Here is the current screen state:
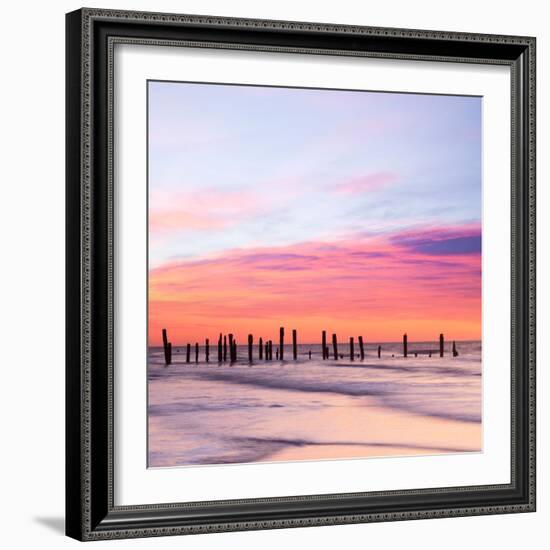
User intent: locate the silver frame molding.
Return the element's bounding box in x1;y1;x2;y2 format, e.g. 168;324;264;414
66;8;536;541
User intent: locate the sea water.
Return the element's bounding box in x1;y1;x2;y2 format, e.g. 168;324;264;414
148;341;481;467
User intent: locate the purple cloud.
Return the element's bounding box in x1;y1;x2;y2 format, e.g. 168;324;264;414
391;227;481;256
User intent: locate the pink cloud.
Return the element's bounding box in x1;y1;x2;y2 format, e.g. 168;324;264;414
149;188;265;233
149;210;229;232
149;174;310;235
333;172;399;195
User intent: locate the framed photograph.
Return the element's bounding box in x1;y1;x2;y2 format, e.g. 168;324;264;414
66;8;536;541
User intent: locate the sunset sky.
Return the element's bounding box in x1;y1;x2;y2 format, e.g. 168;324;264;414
148;81;481;345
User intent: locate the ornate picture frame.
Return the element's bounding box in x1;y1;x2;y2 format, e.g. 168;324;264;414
66;8;536;541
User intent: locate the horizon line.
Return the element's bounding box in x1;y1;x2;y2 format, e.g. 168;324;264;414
149;338;481;346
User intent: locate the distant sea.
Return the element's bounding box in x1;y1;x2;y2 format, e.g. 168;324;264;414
148;341;482;467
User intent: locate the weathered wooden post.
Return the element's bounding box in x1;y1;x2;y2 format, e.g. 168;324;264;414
332;334;338;360
309;350;312;359
205;338;210;363
218;334;222;362
452;341;459;357
233;339;237;362
403;333;408;358
358;336;365;360
162;328;172;365
248;334;253;363
259;337;263;360
223;335;227;362
378;345;381;358
268;340;272;360
322;330;327;360
228;334;234;360
279;327;285;360
439;333;444;357
195;343;199;363
276;347;279;360
292;329;297;360
350;337;354;360
186;343;191;363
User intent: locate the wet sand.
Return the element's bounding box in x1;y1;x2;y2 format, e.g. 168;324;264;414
268;392;481;463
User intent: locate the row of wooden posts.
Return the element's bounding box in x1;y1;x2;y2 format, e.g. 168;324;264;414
161;328;458;366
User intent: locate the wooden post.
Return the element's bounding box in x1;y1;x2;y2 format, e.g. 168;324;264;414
439;333;444;357
453;341;458;357
268;341;272;361
358;336;365;360
276;347;279;360
378;345;381;358
232;339;237;362
248;334;253;363
218;334;222;362
403;333;408;358
332;334;338;360
259;337;263;360
322;330;327;360
195;343;199;363
162;328;172;365
205;338;209;362
186;343;191;363
309;350;312;359
292;329;297;360
223;335;227;362
279;327;285;360
349;337;354;360
228;334;234;360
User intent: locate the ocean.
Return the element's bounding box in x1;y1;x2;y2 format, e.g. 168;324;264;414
148;341;481;467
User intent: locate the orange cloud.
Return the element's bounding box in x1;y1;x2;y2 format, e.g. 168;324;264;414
149;225;481;346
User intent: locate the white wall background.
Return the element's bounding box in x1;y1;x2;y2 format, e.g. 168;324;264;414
0;0;545;548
